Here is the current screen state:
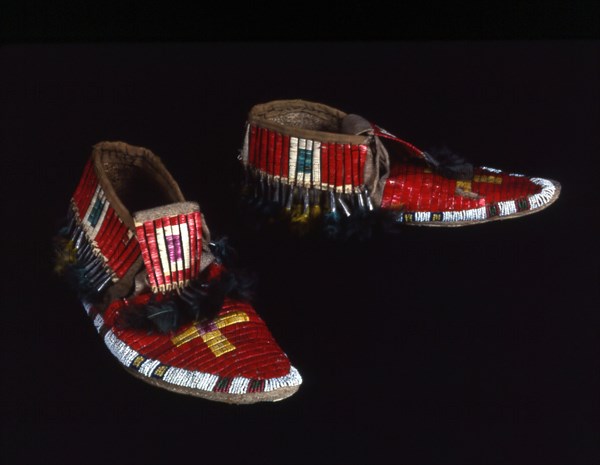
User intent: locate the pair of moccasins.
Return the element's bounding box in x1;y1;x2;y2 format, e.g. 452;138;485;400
54;99;561;404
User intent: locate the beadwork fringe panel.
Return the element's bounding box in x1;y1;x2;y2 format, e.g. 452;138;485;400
68;159;141;291
135;210;203;293
243;124;370;194
241;124;375;219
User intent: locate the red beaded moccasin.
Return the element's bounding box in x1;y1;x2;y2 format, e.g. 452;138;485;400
54;142;302;403
238;99;560;233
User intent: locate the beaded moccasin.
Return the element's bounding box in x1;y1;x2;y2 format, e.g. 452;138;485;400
238;100;561;234
54;141;302;403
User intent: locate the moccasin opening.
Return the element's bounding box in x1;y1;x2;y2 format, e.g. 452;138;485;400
251;99;345;133
94;142;185;215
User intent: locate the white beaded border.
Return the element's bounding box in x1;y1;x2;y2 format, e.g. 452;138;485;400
82;302;302;395
396;173;557;224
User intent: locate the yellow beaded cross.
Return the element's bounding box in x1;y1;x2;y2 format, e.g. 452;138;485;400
456;174;503;199
171;310;250;357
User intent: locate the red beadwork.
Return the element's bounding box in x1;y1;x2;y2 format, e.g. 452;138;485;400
144;220;163;289
93;208;116;250
335;143;344;190
247;124;371;193
136;224;156;290
372;124;424;159
343;144;352;192
192;211;202;276
135;209;204;293
112;297;291;380
259;127;268;173
381;164;542;211
113;241;140;279
249;125;257;166
351;145;360;188
274;132;283;178
73;160;98;216
267;129;276;177
186;212;198;278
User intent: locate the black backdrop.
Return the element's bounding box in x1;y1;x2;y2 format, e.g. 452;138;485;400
2;41;599;464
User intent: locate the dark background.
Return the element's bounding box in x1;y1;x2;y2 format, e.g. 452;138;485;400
1;28;599;465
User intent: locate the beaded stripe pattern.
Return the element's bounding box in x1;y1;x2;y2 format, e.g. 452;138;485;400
134;210;203;293
243;123;369;193
67;159;141;291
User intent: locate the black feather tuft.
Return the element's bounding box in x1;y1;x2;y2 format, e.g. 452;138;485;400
116;265;258;334
239;191;405;242
146;301;180;333
116;300;153;330
55;211;257;334
237;168;405;241
321;209;402;241
340;210;386;241
116;298;180;333
258;198;284;220
179;278;224;323
209;237;238;266
217;268;257;303
423;146;473;180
